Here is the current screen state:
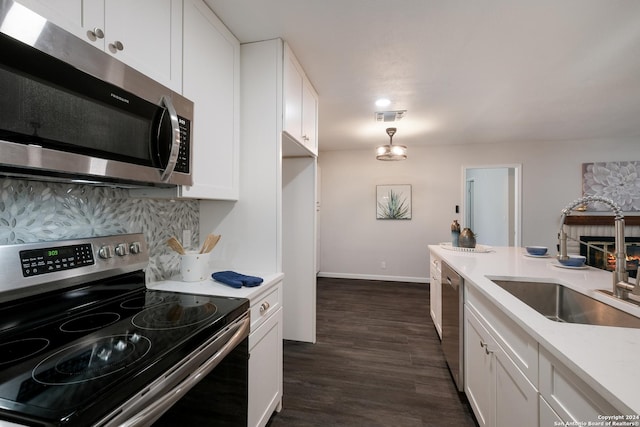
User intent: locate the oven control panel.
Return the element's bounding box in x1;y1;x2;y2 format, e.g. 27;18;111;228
20;244;95;277
0;234;148;299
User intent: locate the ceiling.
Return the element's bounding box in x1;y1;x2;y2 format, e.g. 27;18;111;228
204;0;640;152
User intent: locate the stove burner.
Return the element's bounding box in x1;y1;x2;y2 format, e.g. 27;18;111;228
132;297;218;331
120;295;164;310
60;312;121;333
0;338;50;365
32;334;151;385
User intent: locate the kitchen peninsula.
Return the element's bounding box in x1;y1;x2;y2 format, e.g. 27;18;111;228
429;244;640;425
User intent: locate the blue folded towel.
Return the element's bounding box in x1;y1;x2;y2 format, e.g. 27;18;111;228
212;271;263;288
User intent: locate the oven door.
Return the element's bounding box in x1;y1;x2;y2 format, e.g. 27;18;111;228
97;312;250;427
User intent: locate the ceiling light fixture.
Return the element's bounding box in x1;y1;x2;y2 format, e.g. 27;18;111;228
375;98;391;107
376;127;407;161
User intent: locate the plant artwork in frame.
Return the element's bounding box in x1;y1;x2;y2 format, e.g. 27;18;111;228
376;185;411;220
582;161;640;212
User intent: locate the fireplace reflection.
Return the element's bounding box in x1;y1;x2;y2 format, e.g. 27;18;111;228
580;236;639;279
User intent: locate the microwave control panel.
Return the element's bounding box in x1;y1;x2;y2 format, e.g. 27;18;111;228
175;116;191;173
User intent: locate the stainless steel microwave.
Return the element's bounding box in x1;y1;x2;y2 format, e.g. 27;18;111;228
0;0;193;187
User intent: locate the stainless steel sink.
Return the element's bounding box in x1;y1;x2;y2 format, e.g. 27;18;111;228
490;280;640;329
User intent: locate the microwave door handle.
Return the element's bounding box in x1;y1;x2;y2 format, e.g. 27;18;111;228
159;95;180;182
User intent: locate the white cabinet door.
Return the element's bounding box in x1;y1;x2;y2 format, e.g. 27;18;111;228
249;307;283;427
465;306;495;427
283;51;303;142
14;0;84;39
283;44;318;156
494;345;538;427
180;0;239;200
465;305;538;427
102;0;182;92
16;0;182;92
301;79;318;153
539;396;564;425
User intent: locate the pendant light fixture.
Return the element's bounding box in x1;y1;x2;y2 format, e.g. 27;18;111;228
376;127;407;161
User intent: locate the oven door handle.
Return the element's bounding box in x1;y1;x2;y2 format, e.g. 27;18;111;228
119;315;250;427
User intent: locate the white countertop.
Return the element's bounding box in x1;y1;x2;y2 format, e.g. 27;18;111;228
429;244;640;415
148;272;284;301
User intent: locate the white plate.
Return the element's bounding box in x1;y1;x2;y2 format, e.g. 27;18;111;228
552;263;589;270
439;242;493;253
524;253;550;258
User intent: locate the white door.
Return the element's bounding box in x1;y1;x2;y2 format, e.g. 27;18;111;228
463;165;521;247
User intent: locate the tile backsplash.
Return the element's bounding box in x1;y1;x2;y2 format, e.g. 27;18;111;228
0;178;199;282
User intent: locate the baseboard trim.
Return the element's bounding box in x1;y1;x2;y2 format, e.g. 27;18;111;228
317;271;429;284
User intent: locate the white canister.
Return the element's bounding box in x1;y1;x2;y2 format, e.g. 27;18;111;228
180;252;208;282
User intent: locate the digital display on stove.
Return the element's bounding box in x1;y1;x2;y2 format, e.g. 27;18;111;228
20;243;94;277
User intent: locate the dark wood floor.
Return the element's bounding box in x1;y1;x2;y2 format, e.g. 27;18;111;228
267;277;478;427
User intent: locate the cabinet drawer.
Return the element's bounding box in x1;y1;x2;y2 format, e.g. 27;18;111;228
466;285;538;386
539;346;619;422
250;282;282;332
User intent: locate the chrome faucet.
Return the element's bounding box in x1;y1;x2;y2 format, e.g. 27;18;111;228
558;195;638;300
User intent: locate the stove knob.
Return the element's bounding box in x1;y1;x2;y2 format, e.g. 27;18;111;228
98;245;114;259
115;243;130;256
129;242;141;254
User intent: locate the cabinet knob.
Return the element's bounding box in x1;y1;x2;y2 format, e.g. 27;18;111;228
259;301;270;314
86;27;104;41
109;41;124;53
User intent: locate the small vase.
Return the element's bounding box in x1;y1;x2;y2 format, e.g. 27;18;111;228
459;228;476;248
451;231;460;247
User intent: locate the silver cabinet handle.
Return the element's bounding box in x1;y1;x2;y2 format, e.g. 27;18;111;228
109;41;124;53
480;340;494;355
86;27;104;41
259;301;270;314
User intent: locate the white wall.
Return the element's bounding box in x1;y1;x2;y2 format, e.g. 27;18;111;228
318;138;639;282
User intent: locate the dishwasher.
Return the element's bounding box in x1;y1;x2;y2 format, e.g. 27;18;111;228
441;261;464;391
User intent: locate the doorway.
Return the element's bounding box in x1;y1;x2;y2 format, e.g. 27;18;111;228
462;165;521;247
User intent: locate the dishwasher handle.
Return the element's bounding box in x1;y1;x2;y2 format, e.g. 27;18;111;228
444;274;459;291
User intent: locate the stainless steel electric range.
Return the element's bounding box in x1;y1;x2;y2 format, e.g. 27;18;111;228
0;234;250;426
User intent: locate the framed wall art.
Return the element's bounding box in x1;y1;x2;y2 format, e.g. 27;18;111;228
582;161;640;212
376;184;412;219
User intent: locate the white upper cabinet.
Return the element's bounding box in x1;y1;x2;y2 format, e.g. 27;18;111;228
178;0;239;200
283;44;318;156
130;0;240;200
14;0;83;38
15;0;183;93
